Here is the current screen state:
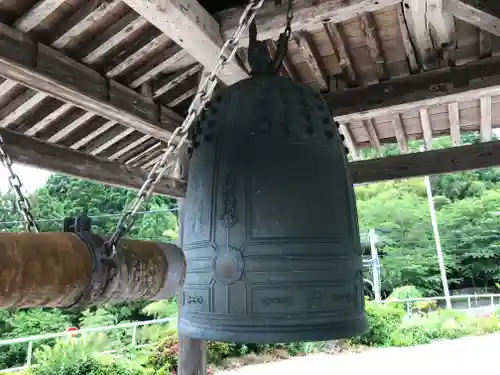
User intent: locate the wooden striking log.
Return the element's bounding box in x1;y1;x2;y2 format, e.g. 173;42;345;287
0;129;186;198
0;233;185;309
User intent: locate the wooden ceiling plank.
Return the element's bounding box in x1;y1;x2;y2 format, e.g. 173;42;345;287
480;95;492;141
219;0;402;47
360;12;389;81
70;120;117;150
396;2;420;73
0;24;182;142
339;123;359;160
0;79;18;96
420;108;434;149
123;0;248;85
109;134;151;160
323;22;358;86
51;0;124;50
350;140;500;184
0;127;184;197
294;32;328;92
448;102;461;146
90;127;135;156
0;92;48;128
82;15;149;65
392;114;409;153
444;0;500;37
154;64;202;99
13;0;67;33
129;45;189;88
25;102;73;136
363;118;382;155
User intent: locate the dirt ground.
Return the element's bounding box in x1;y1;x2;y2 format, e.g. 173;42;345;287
217;334;499;375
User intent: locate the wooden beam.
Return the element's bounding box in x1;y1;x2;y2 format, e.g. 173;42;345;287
0;24;182;142
444;0;500;37
325;54;500;121
480;95;492;141
267;39;296;80
323;22;358;86
396;3;420;73
294;32;328;91
109;134;151;160
122;0;248;85
90;128;135;156
391;115;408;153
47;112;95;143
168;87;197;108
448;102;461;146
363;118;382;155
480;30;493;58
0;128;185;198
339;123;359;160
350;140;500;184
419;108;434;149
360;13;389;81
219;0;401;47
13;0;67;33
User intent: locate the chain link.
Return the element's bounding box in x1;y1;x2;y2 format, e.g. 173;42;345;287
105;0;265;252
0;134;39;233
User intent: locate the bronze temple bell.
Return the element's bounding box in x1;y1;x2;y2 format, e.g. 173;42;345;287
178;22;367;344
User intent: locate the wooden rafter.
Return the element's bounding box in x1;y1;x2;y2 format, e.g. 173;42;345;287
219;0;401;47
154;64;202;99
0;128;185;198
339;123;359;160
323;21;358;86
448;102;461;146
70;120;117;150
360;12;389;81
122;0;248;85
396;2;420;73
419;108;433;150
391;114;408;154
363;118;382;155
480;95;492;141
294;32;328;92
13;0;67;33
325;54;500;121
0;24;182;142
444;0;500;37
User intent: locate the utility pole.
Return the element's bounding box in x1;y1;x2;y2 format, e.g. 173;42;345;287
369;229;382;301
424;175;452;309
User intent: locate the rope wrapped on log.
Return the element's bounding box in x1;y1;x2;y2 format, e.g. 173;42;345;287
0;233;185;309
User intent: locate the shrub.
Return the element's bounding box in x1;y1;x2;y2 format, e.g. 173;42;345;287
349;301;405;347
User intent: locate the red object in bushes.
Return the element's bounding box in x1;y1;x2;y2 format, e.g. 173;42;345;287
67;327;78;338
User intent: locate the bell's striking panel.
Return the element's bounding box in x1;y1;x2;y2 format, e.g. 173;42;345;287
179;76;367;343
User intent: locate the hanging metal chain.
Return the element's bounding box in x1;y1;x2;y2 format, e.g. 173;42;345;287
105;0;266;253
0;134;39;233
271;0;294;73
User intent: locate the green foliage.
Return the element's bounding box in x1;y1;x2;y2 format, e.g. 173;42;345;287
142;299;177;319
30;339;144;375
350;301;500;348
387;286;423;300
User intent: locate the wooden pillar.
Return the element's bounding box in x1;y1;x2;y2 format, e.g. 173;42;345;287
176;145;207;375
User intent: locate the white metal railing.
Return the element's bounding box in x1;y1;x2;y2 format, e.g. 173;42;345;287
384;293;500;312
0;317;175;374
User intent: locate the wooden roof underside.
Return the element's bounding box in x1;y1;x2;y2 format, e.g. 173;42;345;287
1;0;500;197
